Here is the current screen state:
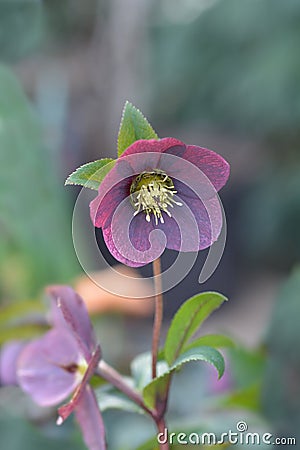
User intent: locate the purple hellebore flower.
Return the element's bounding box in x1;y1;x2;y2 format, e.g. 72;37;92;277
0;341;26;386
16;286;106;450
90;138;230;267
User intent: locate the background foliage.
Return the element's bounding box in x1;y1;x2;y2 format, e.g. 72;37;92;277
1;0;300;448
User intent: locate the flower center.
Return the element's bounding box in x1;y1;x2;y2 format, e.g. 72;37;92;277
130;170;182;225
62;357;88;382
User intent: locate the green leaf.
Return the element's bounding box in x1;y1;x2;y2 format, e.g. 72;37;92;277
136;436;160;450
65;158;115;190
183;334;235;353
143;372;170;411
98;391;144;415
131;351;169;390
89;375;108;389
96;382;144;415
0;301;45;326
0;299;47;344
228;347;265;389
0;323;48;344
171;346;225;379
117;101;158;156
143;346;224;410
221;383;261;411
0;415;83;450
164;292;227;366
0;65;78;296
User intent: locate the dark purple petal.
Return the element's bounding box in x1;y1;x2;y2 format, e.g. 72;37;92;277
120;138;183;173
100;187;221;265
46;286;97;362
102;186;221;264
75;385;106;450
17;329;80;406
57;346;101;423
164;144;230;193
102;197;166;267
149;194;217;252
89;137;228;265
90;140;182;229
182;196;221;249
120;138;229;194
90;178;132;229
175;180;223;249
90;139;185;228
128;211;190;252
90;138;228;229
0;341;26;385
102;225;146;267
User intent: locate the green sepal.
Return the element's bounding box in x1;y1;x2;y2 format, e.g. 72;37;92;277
65;158;115;190
117;101;158;156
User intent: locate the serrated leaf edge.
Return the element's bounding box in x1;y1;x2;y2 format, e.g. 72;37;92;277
65;158;115;190
143;346;225;409
165;292;227;365
171;346;225;379
117;101;158;156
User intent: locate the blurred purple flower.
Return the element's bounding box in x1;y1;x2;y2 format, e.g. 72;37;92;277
0;341;26;386
206;362;232;395
16;286;106;450
90;138;230;267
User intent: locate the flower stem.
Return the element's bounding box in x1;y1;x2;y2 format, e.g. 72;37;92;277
152;257;163;379
156;417;169;450
96;360;169;450
96;360;154;417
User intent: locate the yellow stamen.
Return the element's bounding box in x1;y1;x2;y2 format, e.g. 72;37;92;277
130;170;182;225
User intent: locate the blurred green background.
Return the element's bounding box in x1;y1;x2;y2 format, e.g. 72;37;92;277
1;0;300;448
